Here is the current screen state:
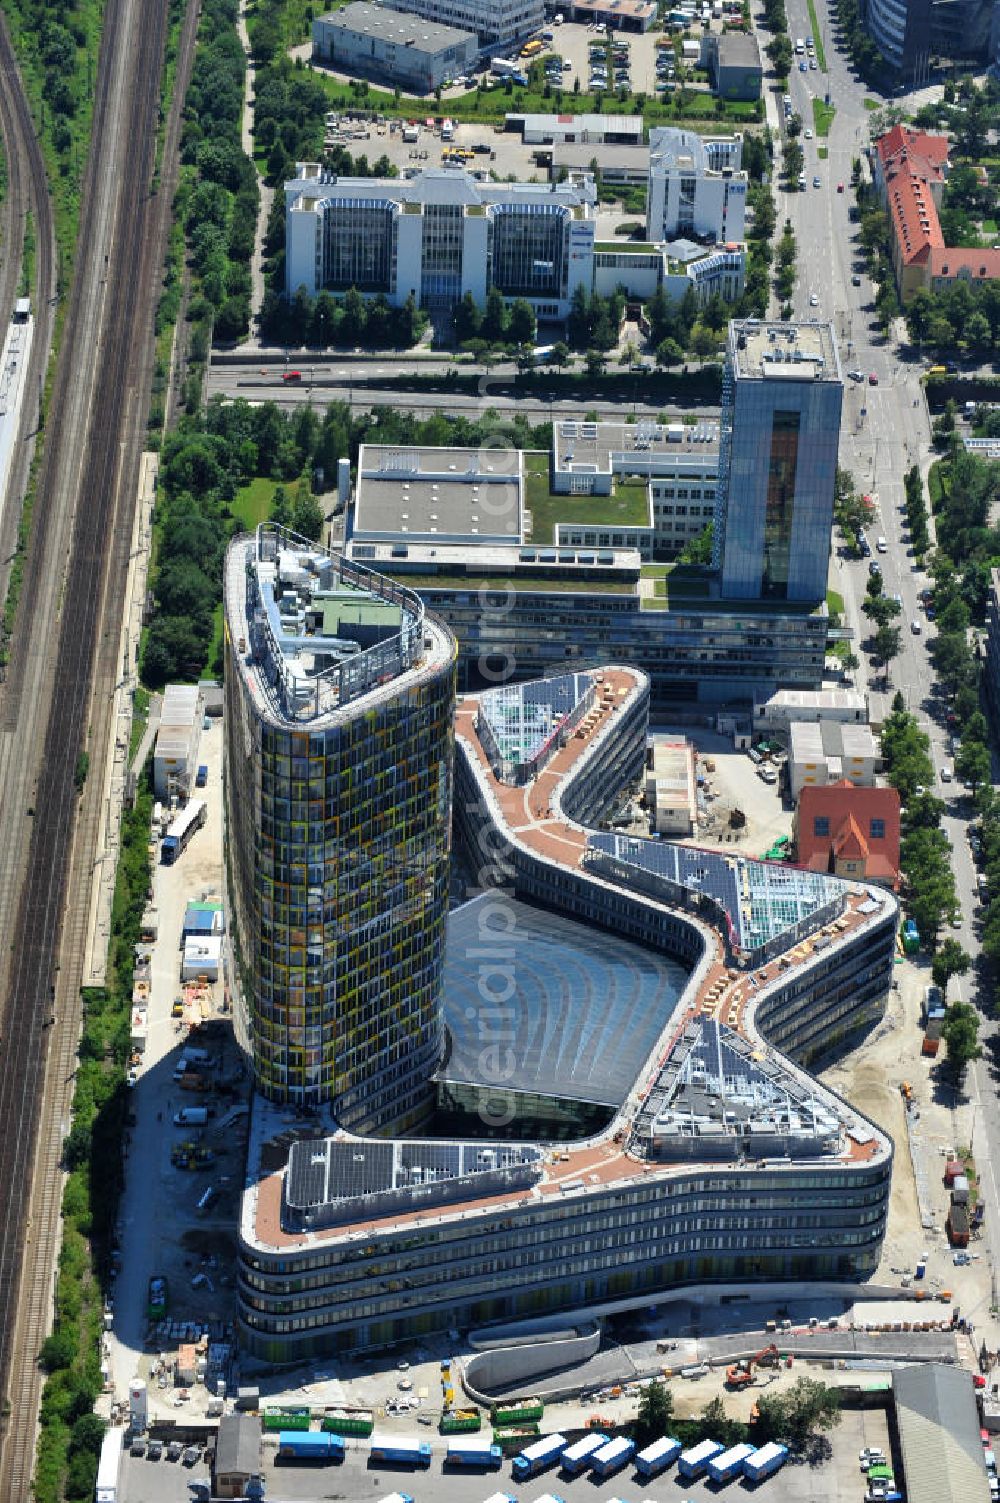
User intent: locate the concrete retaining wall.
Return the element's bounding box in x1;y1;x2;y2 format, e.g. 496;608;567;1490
463;1325;601;1403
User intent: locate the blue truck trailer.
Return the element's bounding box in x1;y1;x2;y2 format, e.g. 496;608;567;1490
512;1434;567;1480
369;1434;432;1467
277;1430;344;1462
445;1437;502;1468
707;1442;756;1483
559;1433;608;1475
743;1441;789;1481
678;1438;725;1478
590;1437;635;1477
635;1435;682;1477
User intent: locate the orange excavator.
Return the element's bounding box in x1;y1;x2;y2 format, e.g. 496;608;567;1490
725;1343;780;1388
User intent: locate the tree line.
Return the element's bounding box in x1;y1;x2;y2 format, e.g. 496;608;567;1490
142;397;552;686
179;0;259;344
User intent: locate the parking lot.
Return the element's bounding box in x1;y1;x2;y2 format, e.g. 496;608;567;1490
116;1404;893;1503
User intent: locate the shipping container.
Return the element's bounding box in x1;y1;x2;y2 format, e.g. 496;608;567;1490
322;1409;374;1437
948;1202;971;1246
265;1407;310;1431
678;1438;725;1478
277;1430;344;1461
635;1435;682;1476
481;1494;518;1503
445;1437;502;1468
560;1433;608;1474
492;1399;544;1425
708;1442;756;1482
590;1437;635;1477
512;1434;568;1479
743;1441;788;1481
439;1409;481;1434
370;1434;433;1467
494;1427;539;1453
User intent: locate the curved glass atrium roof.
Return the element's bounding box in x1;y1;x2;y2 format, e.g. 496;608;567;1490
438;894;687;1107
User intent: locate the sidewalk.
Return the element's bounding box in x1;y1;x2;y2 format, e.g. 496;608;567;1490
237;0;273;322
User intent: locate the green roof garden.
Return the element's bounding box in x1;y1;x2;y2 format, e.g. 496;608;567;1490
524;452;650;543
594;241;661;255
385;572;636;595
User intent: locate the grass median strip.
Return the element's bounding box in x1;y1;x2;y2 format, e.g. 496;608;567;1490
805;0;828;69
813;98;836;137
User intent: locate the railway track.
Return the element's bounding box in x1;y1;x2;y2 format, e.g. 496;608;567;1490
0;0;195;1493
0;10;57;603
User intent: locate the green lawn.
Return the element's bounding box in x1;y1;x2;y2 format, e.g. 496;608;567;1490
805;0;828;69
523;452;650;543
983;219;998;236
864;98;880;111
827;588;845;616
640;562;712;607
818;145;829;160
231;478;280;532
812;99;836;137
310;68;760;127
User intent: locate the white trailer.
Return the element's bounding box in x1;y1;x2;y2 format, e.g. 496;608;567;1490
95;1428;124;1503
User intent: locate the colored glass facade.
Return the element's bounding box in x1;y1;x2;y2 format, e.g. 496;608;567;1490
715;321;843;606
224;532;457;1131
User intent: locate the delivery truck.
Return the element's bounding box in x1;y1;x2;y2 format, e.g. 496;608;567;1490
173;1107;209;1126
512;1434;567;1480
635;1434;682;1476
590;1437;635;1477
369;1434;432;1466
445;1437;502;1468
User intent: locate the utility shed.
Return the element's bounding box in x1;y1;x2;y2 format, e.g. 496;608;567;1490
153;683;202;801
213;1414;262;1499
893;1363;992;1503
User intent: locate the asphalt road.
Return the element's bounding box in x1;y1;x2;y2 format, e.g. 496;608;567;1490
771;3;1000;1336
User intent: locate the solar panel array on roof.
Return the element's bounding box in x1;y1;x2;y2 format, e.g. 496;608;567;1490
283;1134;545;1231
585;833;843;961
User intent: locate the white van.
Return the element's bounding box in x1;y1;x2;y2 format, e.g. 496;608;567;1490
876;536;887;552
795;37;805;52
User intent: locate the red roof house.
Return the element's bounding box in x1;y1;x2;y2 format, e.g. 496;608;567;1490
794;781;901;887
871;127;1000;301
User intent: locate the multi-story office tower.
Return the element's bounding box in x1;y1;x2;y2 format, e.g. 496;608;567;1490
713;320;843;604
285;166;597;320
223;526;457;1132
645;128;747;245
863;0;997;77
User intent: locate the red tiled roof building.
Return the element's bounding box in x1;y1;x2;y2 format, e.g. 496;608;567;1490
795;780;901;887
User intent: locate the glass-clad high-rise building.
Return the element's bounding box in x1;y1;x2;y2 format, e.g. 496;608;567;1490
224;525;457;1133
713;319;843;605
